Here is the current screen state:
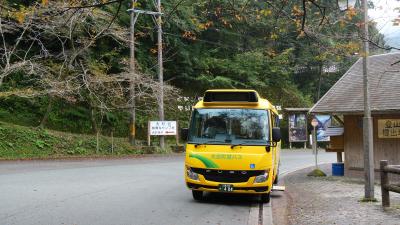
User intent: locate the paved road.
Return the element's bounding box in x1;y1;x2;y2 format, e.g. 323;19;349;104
0;150;336;225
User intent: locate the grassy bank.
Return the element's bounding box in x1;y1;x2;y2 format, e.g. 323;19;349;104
0;122;168;160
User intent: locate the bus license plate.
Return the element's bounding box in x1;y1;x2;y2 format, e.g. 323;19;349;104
218;184;234;192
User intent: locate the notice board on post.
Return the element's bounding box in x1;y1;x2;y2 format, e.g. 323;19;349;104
148;121;178;146
288;113;307;142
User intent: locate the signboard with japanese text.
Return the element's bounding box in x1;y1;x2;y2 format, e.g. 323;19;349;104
378;119;400;138
149;121;177;136
288;113;307;142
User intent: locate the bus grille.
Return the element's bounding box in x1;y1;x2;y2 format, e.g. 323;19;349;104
191;168;265;183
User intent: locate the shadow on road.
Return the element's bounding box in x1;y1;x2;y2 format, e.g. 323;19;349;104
270;192;284;199
191;192;260;206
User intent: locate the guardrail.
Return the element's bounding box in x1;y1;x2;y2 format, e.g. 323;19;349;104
380;160;400;207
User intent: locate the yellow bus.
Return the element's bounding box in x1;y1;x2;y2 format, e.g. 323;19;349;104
181;89;281;203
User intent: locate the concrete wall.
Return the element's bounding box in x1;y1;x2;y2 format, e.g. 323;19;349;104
344;114;400;180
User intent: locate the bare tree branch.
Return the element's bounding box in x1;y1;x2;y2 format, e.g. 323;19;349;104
65;0;123;9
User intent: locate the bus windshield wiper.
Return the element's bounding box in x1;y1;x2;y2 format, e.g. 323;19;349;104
191;140;226;148
231;141;270;149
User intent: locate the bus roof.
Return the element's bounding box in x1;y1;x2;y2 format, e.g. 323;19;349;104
194;89;278;114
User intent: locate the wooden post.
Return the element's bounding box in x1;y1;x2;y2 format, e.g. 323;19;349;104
96;131;99;153
129;0;138;146
337;152;343;163
380;160;390;207
175;121;179;146
157;0;165;150
147;121;151;146
288;116;291;149
361;0;375;200
111;130;114;154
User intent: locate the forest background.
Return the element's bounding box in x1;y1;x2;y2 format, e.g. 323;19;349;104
0;0;393;157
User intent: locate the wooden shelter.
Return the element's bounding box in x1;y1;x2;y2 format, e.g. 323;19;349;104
310;52;400;178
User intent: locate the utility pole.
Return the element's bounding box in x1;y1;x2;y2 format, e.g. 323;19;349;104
129;0;137;146
157;0;165;149
127;3;163;148
361;0;374;200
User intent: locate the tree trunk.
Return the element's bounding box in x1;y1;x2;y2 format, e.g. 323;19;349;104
90;106;100;154
96;131;100;154
39;96;53;128
0;76;4;87
316;63;323;102
111;130;114;154
90;106;98;134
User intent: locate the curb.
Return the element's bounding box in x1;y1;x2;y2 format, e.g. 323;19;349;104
256;162;333;225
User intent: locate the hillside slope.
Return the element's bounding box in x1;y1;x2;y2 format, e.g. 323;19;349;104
0;122;156;160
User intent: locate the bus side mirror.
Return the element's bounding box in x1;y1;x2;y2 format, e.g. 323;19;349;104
272;127;281;142
180;128;189;141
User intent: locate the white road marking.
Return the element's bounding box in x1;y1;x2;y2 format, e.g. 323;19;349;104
262;202;273;225
247;203;260;225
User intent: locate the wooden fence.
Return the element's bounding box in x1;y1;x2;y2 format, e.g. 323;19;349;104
380;160;400;207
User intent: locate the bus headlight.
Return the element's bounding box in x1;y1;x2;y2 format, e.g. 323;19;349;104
254;169;270;183
186;166;199;181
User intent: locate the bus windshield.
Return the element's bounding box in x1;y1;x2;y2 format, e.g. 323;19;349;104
188;108;270;145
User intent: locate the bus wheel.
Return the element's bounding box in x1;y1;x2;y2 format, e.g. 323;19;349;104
260;193;270;203
192;190;203;201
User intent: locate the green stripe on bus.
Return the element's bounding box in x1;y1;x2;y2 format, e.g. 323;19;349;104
189;153;219;168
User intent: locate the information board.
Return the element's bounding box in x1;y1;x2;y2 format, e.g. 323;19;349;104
378;119;400;138
288;113;307;142
149;121;177;136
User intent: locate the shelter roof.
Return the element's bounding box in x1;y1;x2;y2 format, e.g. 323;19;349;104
310;52;400;114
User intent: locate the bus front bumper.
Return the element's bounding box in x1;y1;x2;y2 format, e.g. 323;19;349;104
186;182;269;194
